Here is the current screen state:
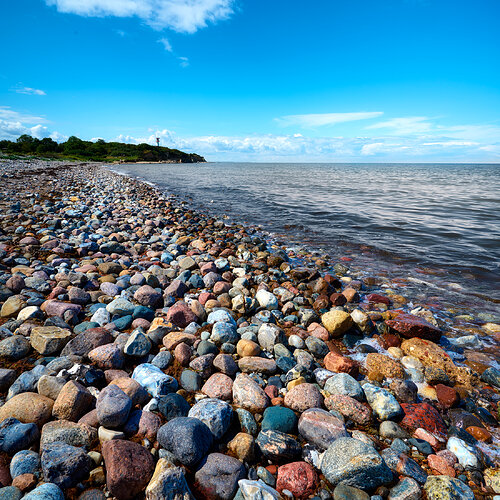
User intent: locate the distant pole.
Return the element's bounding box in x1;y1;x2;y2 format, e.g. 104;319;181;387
156;137;160;147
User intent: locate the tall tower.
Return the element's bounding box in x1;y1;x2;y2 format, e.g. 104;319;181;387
156;137;160;147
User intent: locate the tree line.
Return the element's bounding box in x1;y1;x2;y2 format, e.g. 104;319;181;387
0;135;205;163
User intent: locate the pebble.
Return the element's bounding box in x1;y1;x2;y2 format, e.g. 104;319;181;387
188;397;233;439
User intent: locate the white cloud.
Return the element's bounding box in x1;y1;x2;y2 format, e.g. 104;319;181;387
158;37;173;52
12;86;46;96
366;116;433;135
115;126;500;162
178;56;189;67
276;111;383;128
44;0;235;33
0;107;65;142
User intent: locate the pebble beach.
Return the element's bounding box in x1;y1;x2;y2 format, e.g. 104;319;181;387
0;158;499;500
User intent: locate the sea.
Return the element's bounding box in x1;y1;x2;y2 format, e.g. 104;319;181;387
112;162;500;324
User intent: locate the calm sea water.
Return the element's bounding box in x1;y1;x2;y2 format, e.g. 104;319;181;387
113;162;500;317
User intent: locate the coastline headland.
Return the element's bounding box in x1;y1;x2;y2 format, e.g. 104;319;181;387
0;159;498;499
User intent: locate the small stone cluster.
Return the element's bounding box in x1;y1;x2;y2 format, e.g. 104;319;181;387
0;159;498;500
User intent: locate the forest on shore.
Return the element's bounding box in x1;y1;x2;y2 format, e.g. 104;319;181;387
0;135;206;163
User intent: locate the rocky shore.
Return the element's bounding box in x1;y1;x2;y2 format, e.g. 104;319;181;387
0;158;498;500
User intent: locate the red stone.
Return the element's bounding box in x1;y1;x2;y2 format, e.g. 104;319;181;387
400;402;447;438
366;293;391;305
386;313;441;341
466;426;492;443
102;440;154;500
436;384;459;408
307;323;329;341
342;288;359;302
265;385;279;399
427;454;456;477
324;352;359;377
329;293;347;306
213;281;231;295
198;292;216;305
166;301;197;328
276;462;318;499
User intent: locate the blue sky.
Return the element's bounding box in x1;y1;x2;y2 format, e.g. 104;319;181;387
1;0;499;161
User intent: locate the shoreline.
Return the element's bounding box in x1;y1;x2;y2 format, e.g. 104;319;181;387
0;159;499;499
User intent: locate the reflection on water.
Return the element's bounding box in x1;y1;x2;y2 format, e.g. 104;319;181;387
112;162;500;316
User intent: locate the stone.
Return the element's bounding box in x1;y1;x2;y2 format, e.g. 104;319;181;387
227;433;255;462
9;450;40;479
284;383;323;412
333;484;370;500
321;310;353;336
324;351;358;376
325;395;372;425
484;468;500;494
124;329;152;357
298;408;348;450
481;366;500;388
96;384;132;429
257;324;286;352
366;353;406;380
188;398;232;440
379;421;409;439
237;339;261;357
262;406;298;434
30;326;72;355
256;289;279;310
0;393;54;428
134;285;162;308
132;363;178;397
157;393;191;421
194;453;246;500
363;383;402;421
157;417;213;468
386;313;441;341
40;420;97;450
423;476;474;500
323;373;363;401
0;419;39;455
61;327;114;357
380;449;427;484
1;296;26;318
124;410;161;441
388;478;421;500
436;384;459;408
238;357;277;375
238;479;281;500
427;454;456;477
145;459;194;500
256;429;301;462
11;473;36;492
37;375;66;400
201;373;233;401
22;483;64;500
7;364;47;400
102;439;154;500
0;336;31;360
41;442;93;489
233;373;270;413
88;343;125;370
400;402;447;438
446;437;478;467
42;300;82;318
211;322;239;345
52;381;94;422
213;354;238;376
321;437;392;490
166;301;197;328
276;462;318;500
0;369;16;392
106;298;135;316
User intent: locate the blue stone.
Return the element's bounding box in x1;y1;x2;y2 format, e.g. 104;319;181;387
132;305;155;321
10;450;41;479
261;406;298;434
158;393;191;421
180;369;202;392
74;321;99;334
188;398;233;439
112;315;133;331
22;483;64;500
0;418;39;455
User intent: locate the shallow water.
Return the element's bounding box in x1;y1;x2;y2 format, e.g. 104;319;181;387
112;162;500;318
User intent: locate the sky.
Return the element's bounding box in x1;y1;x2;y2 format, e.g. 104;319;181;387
1;0;499;162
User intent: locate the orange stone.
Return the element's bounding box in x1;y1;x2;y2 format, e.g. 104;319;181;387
466;425;492;443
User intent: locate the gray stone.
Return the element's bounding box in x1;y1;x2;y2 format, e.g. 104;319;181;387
124;329;152;357
188;398;232;440
96;384;132;428
324;373;364;401
424;475;474;500
40;420;97;450
321;437;392;490
0;336;30;360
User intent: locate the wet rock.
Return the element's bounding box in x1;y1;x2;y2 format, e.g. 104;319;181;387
333;484;370;500
386;313;441;341
380;448;427;484
321;437;392;490
388;478;421;500
157;417;213;468
363;383;402;421
227;433;255;462
324;352;358;376
400;402;447;438
0;336;31;360
41;442;93;489
194;453;246;500
298;408;348;450
321;310;353;337
325;395;372;425
102;439;154;500
423;475;474;500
